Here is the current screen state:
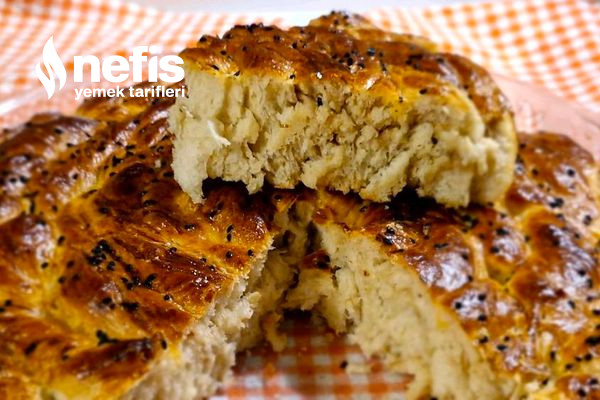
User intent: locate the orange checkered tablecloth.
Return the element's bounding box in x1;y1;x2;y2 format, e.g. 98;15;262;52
0;0;599;398
0;0;599;128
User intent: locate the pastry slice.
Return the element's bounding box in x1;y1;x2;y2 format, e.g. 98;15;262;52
0;85;289;399
286;132;600;399
169;12;516;207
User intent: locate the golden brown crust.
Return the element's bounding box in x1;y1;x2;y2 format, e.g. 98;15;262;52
181;11;510;122
0;84;275;398
310;132;600;397
1;77;596;398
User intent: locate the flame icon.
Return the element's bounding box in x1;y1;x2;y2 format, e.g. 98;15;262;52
36;36;66;99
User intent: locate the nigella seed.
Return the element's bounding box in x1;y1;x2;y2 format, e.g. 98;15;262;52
163;294;172;301
211;64;219;71
585;336;600;346
496;344;507;351
226;251;234;259
247;249;254;257
381;236;394;245
121;301;139;312
184;224;196;231
316;96;323;107
24;342;38;355
143;274;157;289
107;261;116;271
419;88;428;95
496;227;509;236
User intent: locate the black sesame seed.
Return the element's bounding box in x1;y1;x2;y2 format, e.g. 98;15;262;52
496;344;507;351
496;227;509;236
490;246;500;254
57;236;65;245
549;197;564;208
143;274;157;289
478;336;489;344
41;262;49;269
585;335;600;346
161;339;168;349
184;224;196;231
107;261;116;271
247;249;254;257
477;314;488;322
211;64;219;70
419;88;428;95
96;330;115;345
454;301;463;310
24;342;38;355
121;301;139;312
226;251;234;259
316;96;323;107
163;294;172;301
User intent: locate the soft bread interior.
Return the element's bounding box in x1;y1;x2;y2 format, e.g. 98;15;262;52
123;251;269;400
170;71;515;207
285;218;514;400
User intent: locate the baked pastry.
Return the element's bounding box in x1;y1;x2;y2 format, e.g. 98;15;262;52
1;84;597;399
0;85;292;399
169;12;517;207
286;133;600;399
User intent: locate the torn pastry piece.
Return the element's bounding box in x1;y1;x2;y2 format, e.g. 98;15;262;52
285;132;600;399
169;12;517;207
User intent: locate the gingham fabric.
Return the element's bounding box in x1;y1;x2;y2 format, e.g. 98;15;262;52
0;0;598;398
0;0;599;127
